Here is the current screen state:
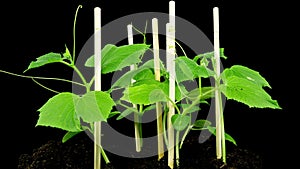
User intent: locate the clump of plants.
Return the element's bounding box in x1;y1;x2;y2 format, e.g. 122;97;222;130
1;2;281;169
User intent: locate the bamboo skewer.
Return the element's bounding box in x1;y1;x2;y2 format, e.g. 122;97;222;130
213;7;223;160
167;1;176;168
152;18;164;160
127;24;142;152
94;7;102;169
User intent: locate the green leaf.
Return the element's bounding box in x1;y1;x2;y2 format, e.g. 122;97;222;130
24;52;63;72
179;104;201;114
85;44;117;67
108;111;121;118
62;131;81;143
220;76;281;109
142;104;156;113
186;87;215;101
76;91;115;123
207;126;237;146
116;109;134;120
128;83;167;105
63;45;72;60
193;119;212;128
85;44;150;74
194;48;227;61
37;92;82;132
222;65;271;88
171;114;191;131
175;57;209;83
133;69;154;81
111;59;164;89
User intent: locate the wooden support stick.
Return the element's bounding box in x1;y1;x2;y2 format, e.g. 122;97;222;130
127;24;142;152
167;1;176;168
94;7;102;169
152;18;164;160
213;7;222;160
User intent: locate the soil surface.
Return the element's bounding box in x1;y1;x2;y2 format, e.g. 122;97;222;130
18;131;263;169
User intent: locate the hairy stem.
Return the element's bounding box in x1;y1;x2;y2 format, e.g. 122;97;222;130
72;5;83;63
0;69;85;87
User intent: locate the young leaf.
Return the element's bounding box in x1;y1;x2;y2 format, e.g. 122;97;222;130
85;44;150;74
108;111;121;118
175;57;210;83
62;131;81;143
186;87;215;101
222;65;271;88
193;119;212;128
36;92;82;132
24;52;63;72
76;91;115;123
179;104;201;114
133;69;154;81
171;114;191;131
111;59;164;89
116;109;134;120
63;45;72;60
207;126;237;146
220;76;281;109
193;48;227;62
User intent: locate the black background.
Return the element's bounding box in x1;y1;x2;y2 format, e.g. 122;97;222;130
1;0;295;168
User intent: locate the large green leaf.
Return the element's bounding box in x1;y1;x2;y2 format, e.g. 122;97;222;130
222;65;271;88
220;76;281;109
76;91;115;123
36;92;82;132
85;44;150;74
125;79;170;105
128;83;167;105
24;52;63;72
175;57;209;83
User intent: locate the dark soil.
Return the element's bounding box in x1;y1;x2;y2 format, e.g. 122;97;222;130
18;131;263;169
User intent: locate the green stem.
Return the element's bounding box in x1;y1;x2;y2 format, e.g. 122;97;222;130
0;69;85;87
134;104;144;152
31;78;59;94
175;130;180;167
72;5;83;63
175;40;187;57
217;89;226;163
65;62;90;92
180;125;192;149
101;147;110;164
163;107;169;148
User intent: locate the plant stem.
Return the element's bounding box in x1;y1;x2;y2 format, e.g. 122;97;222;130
163;106;169;148
101;145;110;164
0;69;85;87
175;130;180;167
134;107;143;152
70;64;90;92
72;5;83;63
152;18;165;160
31;78;59;94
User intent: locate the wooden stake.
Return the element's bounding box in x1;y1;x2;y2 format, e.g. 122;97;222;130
127;24;142;152
213;7;222;160
94;7;102;169
167;1;176;168
152;18;164;160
